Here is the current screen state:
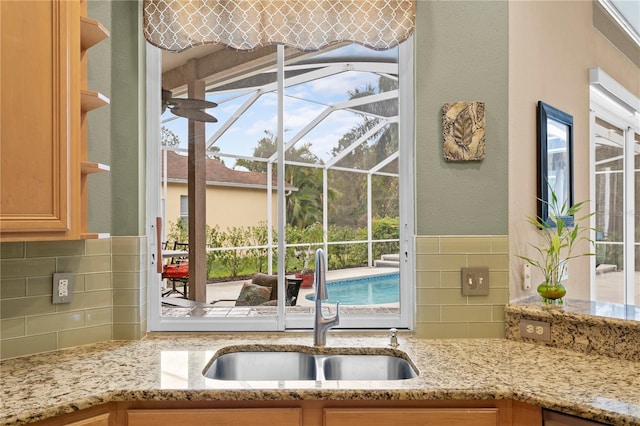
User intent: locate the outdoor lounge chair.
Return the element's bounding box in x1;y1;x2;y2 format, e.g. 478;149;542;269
210;273;303;306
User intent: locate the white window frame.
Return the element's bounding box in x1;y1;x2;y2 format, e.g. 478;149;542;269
145;38;415;331
179;195;188;221
589;67;640;305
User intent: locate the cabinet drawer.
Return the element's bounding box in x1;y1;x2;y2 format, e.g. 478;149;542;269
127;408;302;426
324;408;499;426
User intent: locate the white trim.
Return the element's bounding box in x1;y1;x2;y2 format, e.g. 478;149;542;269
146;45;162;331
590;67;640;116
276;44;286;330
148;39;415;330
623;126;636;304
398;35;415;330
597;0;640;48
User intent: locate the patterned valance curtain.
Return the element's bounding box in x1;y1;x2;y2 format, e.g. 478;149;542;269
143;0;415;52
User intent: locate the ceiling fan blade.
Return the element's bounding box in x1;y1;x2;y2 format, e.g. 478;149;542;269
167;97;217;110
170;107;218;122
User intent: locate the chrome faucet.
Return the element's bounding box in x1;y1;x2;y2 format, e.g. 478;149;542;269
313;248;340;346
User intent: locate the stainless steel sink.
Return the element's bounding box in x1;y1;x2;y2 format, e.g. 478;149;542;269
203;351;317;381
322;354;418;380
203;348;418;381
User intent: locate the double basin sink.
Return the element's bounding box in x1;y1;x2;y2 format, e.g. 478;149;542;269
203;346;418;381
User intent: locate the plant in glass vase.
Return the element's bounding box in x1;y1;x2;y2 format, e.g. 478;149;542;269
517;186;594;305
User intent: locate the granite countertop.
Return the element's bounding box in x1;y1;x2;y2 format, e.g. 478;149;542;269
1;333;639;425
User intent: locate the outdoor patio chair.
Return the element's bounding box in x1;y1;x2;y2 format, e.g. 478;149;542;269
162;241;189;298
210;273;302;307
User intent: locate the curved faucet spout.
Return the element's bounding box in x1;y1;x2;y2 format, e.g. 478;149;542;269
313;248;340;346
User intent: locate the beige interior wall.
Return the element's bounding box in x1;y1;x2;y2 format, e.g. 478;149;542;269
508;1;640;301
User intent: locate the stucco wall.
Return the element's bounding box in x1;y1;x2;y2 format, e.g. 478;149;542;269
164;183;279;233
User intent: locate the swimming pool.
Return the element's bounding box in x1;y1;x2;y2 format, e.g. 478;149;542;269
306;273;399;305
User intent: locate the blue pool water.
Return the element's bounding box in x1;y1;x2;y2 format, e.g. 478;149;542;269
305;273;399;305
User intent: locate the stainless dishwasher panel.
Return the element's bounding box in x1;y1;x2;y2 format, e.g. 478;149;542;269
543;409;609;426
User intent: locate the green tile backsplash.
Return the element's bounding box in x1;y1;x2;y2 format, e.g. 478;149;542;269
1;234;501;357
0;237;147;359
111;236;147;341
415;235;508;339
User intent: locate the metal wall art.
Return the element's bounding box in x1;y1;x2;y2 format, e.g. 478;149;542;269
442;101;486;161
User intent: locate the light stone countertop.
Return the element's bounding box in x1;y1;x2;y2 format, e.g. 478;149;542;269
1;333;639;425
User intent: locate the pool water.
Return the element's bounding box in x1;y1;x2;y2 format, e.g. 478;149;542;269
306;273;399;305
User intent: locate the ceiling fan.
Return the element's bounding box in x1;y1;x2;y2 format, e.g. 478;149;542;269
162;88;218;122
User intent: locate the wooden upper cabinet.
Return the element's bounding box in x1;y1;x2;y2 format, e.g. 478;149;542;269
0;0;80;240
0;0;109;241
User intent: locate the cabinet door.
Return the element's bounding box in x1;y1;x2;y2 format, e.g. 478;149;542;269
0;0;80;240
324;408;499;426
127;408;302;426
64;413;110;426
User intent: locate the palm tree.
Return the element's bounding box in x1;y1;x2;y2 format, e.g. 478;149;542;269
329;76;400;227
236;130;329;229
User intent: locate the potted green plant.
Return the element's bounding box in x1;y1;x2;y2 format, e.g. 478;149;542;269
295;244;315;288
517;186;594;305
294;222;324;288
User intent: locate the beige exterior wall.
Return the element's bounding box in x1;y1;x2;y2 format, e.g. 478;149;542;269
508;1;640;301
165;182;279;232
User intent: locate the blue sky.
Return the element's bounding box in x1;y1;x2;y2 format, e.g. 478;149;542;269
162;44;397;168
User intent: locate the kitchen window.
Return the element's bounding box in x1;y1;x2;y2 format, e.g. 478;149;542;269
146;39;414;331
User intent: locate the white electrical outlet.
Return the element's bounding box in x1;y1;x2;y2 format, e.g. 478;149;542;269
523;264;531;290
53;273;73;304
58;279;69;297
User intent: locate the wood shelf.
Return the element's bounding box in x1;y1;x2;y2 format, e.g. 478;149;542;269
81;162;110;174
80;8;110;241
81;89;109;112
80;16;109;50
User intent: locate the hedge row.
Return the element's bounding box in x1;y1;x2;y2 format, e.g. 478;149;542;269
166;218;399;279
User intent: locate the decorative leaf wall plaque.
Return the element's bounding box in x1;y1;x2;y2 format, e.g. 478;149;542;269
442;101;486;161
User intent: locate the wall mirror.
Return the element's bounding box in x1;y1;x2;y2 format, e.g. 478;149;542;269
537;101;574;226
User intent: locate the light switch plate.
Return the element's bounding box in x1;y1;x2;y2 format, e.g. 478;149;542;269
461;267;490;296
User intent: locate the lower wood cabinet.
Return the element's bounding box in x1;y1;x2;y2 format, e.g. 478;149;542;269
64;413;110;426
127;408;302;426
324;408;499;426
29;399;542;425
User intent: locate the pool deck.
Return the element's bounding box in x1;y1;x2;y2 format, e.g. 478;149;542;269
162;267;399;317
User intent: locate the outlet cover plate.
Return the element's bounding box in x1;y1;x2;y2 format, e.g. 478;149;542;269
519;319;551;342
53;273;74;304
461;267;490;296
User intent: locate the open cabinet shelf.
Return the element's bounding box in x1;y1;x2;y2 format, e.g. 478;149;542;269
81;89;110;112
81;162;110;175
80;15;109;50
80;1;110;240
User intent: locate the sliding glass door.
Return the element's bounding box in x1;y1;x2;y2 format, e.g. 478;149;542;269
148;39;414;331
